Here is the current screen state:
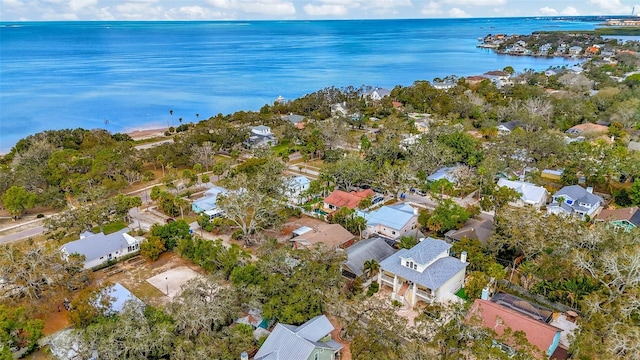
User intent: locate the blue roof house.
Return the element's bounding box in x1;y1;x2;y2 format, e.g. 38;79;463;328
379;237;468;306
427;166;457;184
254;315;342;360
191;186;227;213
362;203;418;239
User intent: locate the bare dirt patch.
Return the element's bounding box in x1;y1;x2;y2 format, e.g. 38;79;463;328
146;266;203;299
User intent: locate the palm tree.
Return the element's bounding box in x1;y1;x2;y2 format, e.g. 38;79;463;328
363;259;380;279
196;113;199;122
169;109;174;127
397;235;417;250
179;117;183;125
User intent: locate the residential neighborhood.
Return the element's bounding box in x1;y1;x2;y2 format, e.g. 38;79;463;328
1;32;639;360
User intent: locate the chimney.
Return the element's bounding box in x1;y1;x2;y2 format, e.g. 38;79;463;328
413;207;419;216
241;352;249;360
481;286;490;300
460;251;467;263
586;186;594;194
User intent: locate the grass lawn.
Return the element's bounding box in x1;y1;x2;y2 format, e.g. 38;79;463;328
455;288;470;301
92;221;128;235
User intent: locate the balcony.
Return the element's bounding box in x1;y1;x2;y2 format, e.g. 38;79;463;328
380;274;394;285
416;289;434;301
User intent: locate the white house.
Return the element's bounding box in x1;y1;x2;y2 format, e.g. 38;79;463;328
286;175;311;204
547;185;603;219
365;87;391;101
60;228;140;269
361;203;419;239
378;237;468;306
496;178;548;208
245;125;277;148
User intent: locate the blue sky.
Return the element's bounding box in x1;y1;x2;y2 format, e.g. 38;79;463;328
1;0;639;21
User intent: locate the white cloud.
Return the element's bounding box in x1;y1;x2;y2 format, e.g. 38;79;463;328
588;0;632;14
207;0;296;16
444;0;506;6
560;6;579;16
115;2;164;19
448;7;469;17
68;0;97;12
538;6;557;16
421;1;443;15
303;3;347;16
364;0;412;10
2;0;24;7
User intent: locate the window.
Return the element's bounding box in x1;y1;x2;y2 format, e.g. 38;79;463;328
392;231;396;235
314;353;319;360
413;264;417;270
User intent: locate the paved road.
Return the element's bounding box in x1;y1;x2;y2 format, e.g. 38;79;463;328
0;225;45;244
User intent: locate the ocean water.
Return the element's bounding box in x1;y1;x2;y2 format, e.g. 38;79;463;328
0;18;598;153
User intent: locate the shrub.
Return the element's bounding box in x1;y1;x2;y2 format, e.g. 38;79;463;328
232;229;244;240
36;214;44;218
366;282;380;297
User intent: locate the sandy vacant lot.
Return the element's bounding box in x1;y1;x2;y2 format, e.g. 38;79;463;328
146;266;203;299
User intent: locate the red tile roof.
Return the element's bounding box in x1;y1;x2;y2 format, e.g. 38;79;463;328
469;299;562;358
324;189;374;209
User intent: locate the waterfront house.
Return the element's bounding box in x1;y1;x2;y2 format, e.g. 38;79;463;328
483;70;512;88
432;80;456;90
378;237;468;306
323;189;374;211
290;223;354;250
547;185;603;219
60;228;140;269
594;206;640;231
254;315;342;360
342;236;397;280
468;299;562;359
568;46;583;55
361;203;419;239
496;179;548;208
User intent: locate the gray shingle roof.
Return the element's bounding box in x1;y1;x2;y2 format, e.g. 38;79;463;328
380;255;467;290
254;315;342;360
379;237;467;290
61;228;133;263
555;185;602;207
402;237;452;265
344;237;397;277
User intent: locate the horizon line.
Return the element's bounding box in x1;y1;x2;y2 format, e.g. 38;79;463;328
0;14;636;23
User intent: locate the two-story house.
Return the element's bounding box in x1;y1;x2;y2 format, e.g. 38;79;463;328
286;175;311;205
378;237;468;306
254;315;342;360
547;185;603;219
245;125;278;148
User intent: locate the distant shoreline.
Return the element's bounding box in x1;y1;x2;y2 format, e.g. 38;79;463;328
125;127;169;141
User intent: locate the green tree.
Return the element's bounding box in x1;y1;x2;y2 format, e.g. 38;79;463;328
363;259;380;279
140;236;167;261
397;235;418;250
629;179;640;205
2;185;37;219
425;199;470;234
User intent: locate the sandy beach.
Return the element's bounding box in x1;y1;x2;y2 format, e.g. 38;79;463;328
126;127;169;141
